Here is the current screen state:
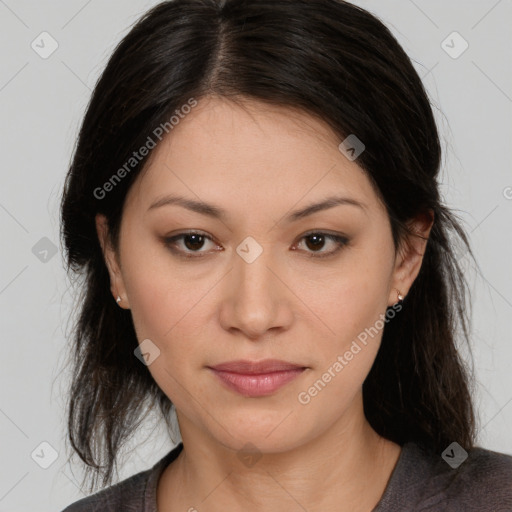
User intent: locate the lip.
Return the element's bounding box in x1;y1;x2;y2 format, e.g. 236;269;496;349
209;359;305;374
207;359;307;397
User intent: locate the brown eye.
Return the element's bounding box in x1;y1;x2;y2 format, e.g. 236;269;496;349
304;233;326;251
182;233;206;251
164;231;220;259
295;232;349;258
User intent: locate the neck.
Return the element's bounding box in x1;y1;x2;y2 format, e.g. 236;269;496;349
158;395;402;512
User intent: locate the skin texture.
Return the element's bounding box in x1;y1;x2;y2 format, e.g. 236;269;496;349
96;96;433;511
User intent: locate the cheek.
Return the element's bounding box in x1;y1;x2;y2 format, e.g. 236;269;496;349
295;255;392;347
295;275;390;413
124;265;208;405
119;231;198;337
122;256;215;393
126;272;208;354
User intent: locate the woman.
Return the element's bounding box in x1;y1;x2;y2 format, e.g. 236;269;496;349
60;0;512;510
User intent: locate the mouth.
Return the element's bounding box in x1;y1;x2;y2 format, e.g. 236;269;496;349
207;359;308;397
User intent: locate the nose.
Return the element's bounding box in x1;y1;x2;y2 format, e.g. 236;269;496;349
218;246;294;340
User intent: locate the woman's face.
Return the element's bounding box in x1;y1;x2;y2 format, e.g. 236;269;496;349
97;96;429;453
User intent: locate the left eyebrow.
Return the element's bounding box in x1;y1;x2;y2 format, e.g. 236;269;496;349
283;195;368;223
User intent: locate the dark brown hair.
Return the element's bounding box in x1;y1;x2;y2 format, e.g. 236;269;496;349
60;0;477;493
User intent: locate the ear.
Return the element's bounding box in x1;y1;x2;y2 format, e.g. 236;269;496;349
95;213;130;309
388;210;434;307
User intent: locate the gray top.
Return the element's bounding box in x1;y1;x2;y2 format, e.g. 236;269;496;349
62;441;512;511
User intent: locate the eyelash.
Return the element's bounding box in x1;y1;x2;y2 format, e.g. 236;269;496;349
163;230;349;260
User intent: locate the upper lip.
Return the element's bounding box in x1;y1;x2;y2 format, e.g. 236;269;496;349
208;359;306;374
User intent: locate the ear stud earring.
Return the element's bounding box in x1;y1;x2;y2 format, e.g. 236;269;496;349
116;296;122;304
396;290;404;304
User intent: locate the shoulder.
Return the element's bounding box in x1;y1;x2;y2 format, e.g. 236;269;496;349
435;444;512;507
377;441;512;511
61;444;183;512
60;469;150;512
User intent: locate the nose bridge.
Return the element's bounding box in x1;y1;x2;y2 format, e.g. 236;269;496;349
235;239;277;306
222;238;291;337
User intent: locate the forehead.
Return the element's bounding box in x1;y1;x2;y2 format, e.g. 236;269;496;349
125;96;379;216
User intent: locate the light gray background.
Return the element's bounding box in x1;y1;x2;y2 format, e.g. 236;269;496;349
0;0;511;510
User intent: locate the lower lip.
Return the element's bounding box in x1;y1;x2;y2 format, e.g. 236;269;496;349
209;368;306;397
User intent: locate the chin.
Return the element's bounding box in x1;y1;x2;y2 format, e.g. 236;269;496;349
220;434;302;456
210;417;311;456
